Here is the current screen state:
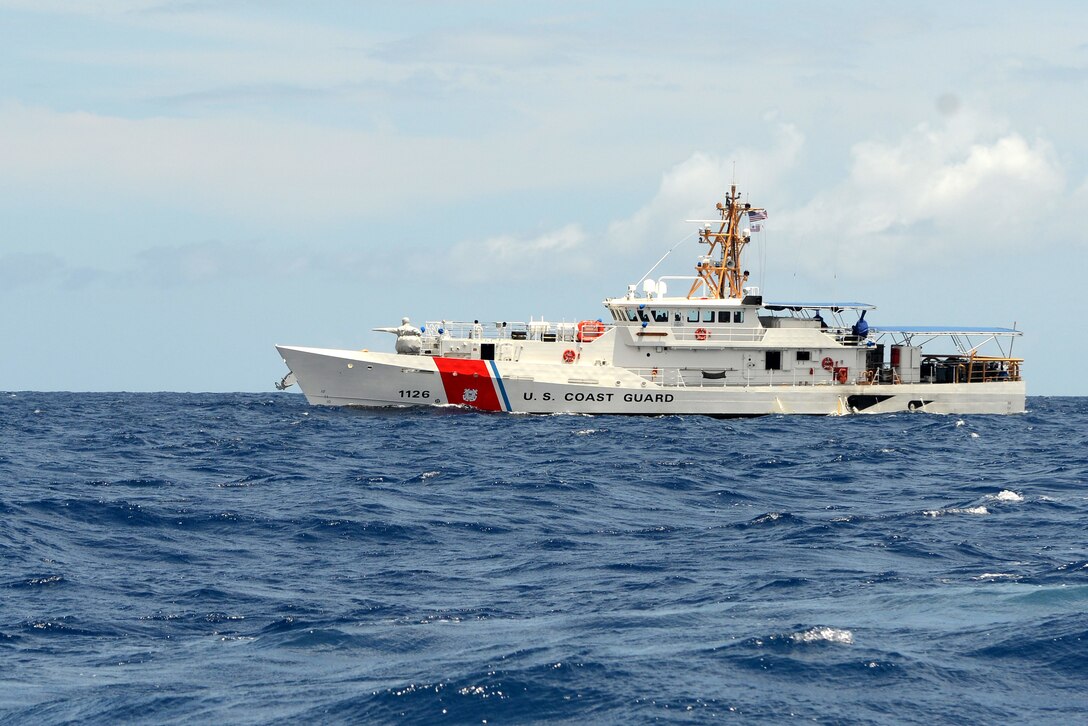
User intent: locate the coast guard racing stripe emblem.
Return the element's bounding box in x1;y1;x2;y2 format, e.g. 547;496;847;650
433;358;503;412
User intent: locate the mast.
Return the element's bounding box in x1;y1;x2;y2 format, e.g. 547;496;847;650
687;185;765;299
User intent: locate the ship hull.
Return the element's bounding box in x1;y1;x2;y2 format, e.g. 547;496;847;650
276;346;1026;416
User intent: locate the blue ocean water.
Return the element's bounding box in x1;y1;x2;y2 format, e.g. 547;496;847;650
1;393;1086;724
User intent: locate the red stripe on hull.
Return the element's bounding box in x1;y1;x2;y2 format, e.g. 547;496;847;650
432;358;502;412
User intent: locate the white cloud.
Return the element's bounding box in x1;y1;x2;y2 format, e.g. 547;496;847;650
448;224;587;281
0;102;655;224
439;125;806;287
774;110;1064;277
0;252;69;289
602;124;805;263
469;110;1067;298
374;27;579;68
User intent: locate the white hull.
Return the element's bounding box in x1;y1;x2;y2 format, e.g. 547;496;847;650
277;346;1026;416
276;188;1024;415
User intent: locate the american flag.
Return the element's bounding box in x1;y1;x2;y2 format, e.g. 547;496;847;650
750;223;762;233
748;209;768;222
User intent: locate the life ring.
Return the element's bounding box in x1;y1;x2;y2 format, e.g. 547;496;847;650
821;356;835;371
577;320;606;342
695;327;709;341
562;349;576;364
835;367;848;384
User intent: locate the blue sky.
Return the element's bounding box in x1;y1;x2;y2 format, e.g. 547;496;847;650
2;1;1084;394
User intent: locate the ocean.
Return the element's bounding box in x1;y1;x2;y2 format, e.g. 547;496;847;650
1;393;1086;724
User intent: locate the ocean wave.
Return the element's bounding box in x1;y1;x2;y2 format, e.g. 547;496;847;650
790;626;855;645
1;393;1085;723
923;506;989;517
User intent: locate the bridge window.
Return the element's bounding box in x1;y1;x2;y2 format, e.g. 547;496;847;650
703;310;715;323
718;311;731;323
733;311;744;323
651;309;669;323
687;310;700;323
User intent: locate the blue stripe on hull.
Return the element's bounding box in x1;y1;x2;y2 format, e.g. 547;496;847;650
488;360;512;412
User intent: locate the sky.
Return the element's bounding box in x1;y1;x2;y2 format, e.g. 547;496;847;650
1;1;1085;394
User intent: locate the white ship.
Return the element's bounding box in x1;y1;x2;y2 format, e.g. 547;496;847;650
276;186;1024;415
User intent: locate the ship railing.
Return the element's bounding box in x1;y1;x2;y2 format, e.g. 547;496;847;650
629;367;858;388
832;329;868;346
963;356;1023;383
915;355;1024;384
664;327;767;344
624;359;1025;388
856;357;1025;385
422;320;608;343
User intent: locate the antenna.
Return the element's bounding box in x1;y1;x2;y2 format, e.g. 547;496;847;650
636;230;696;287
685;185;763;300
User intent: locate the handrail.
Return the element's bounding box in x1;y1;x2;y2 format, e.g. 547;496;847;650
665;327;767;343
422;320;611;343
964;355;1023;383
624;363;1024;388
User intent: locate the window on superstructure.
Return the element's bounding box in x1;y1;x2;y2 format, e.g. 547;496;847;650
687;310;700;323
765;351;782;370
733;311;744;324
796;350;811;362
652;309;669;323
702;310;715;323
637;309;649;322
626;309;639;322
717;311;731;323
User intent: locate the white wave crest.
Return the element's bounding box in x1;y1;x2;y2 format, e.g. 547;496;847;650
790;626;854;645
992;490;1024;502
923;506;989;517
973;573;1022;581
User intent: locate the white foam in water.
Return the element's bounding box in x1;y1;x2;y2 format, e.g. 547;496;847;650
970;432;980;439
790;626;854;645
973;573;1022;581
924;506;989;517
994;490;1024;502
